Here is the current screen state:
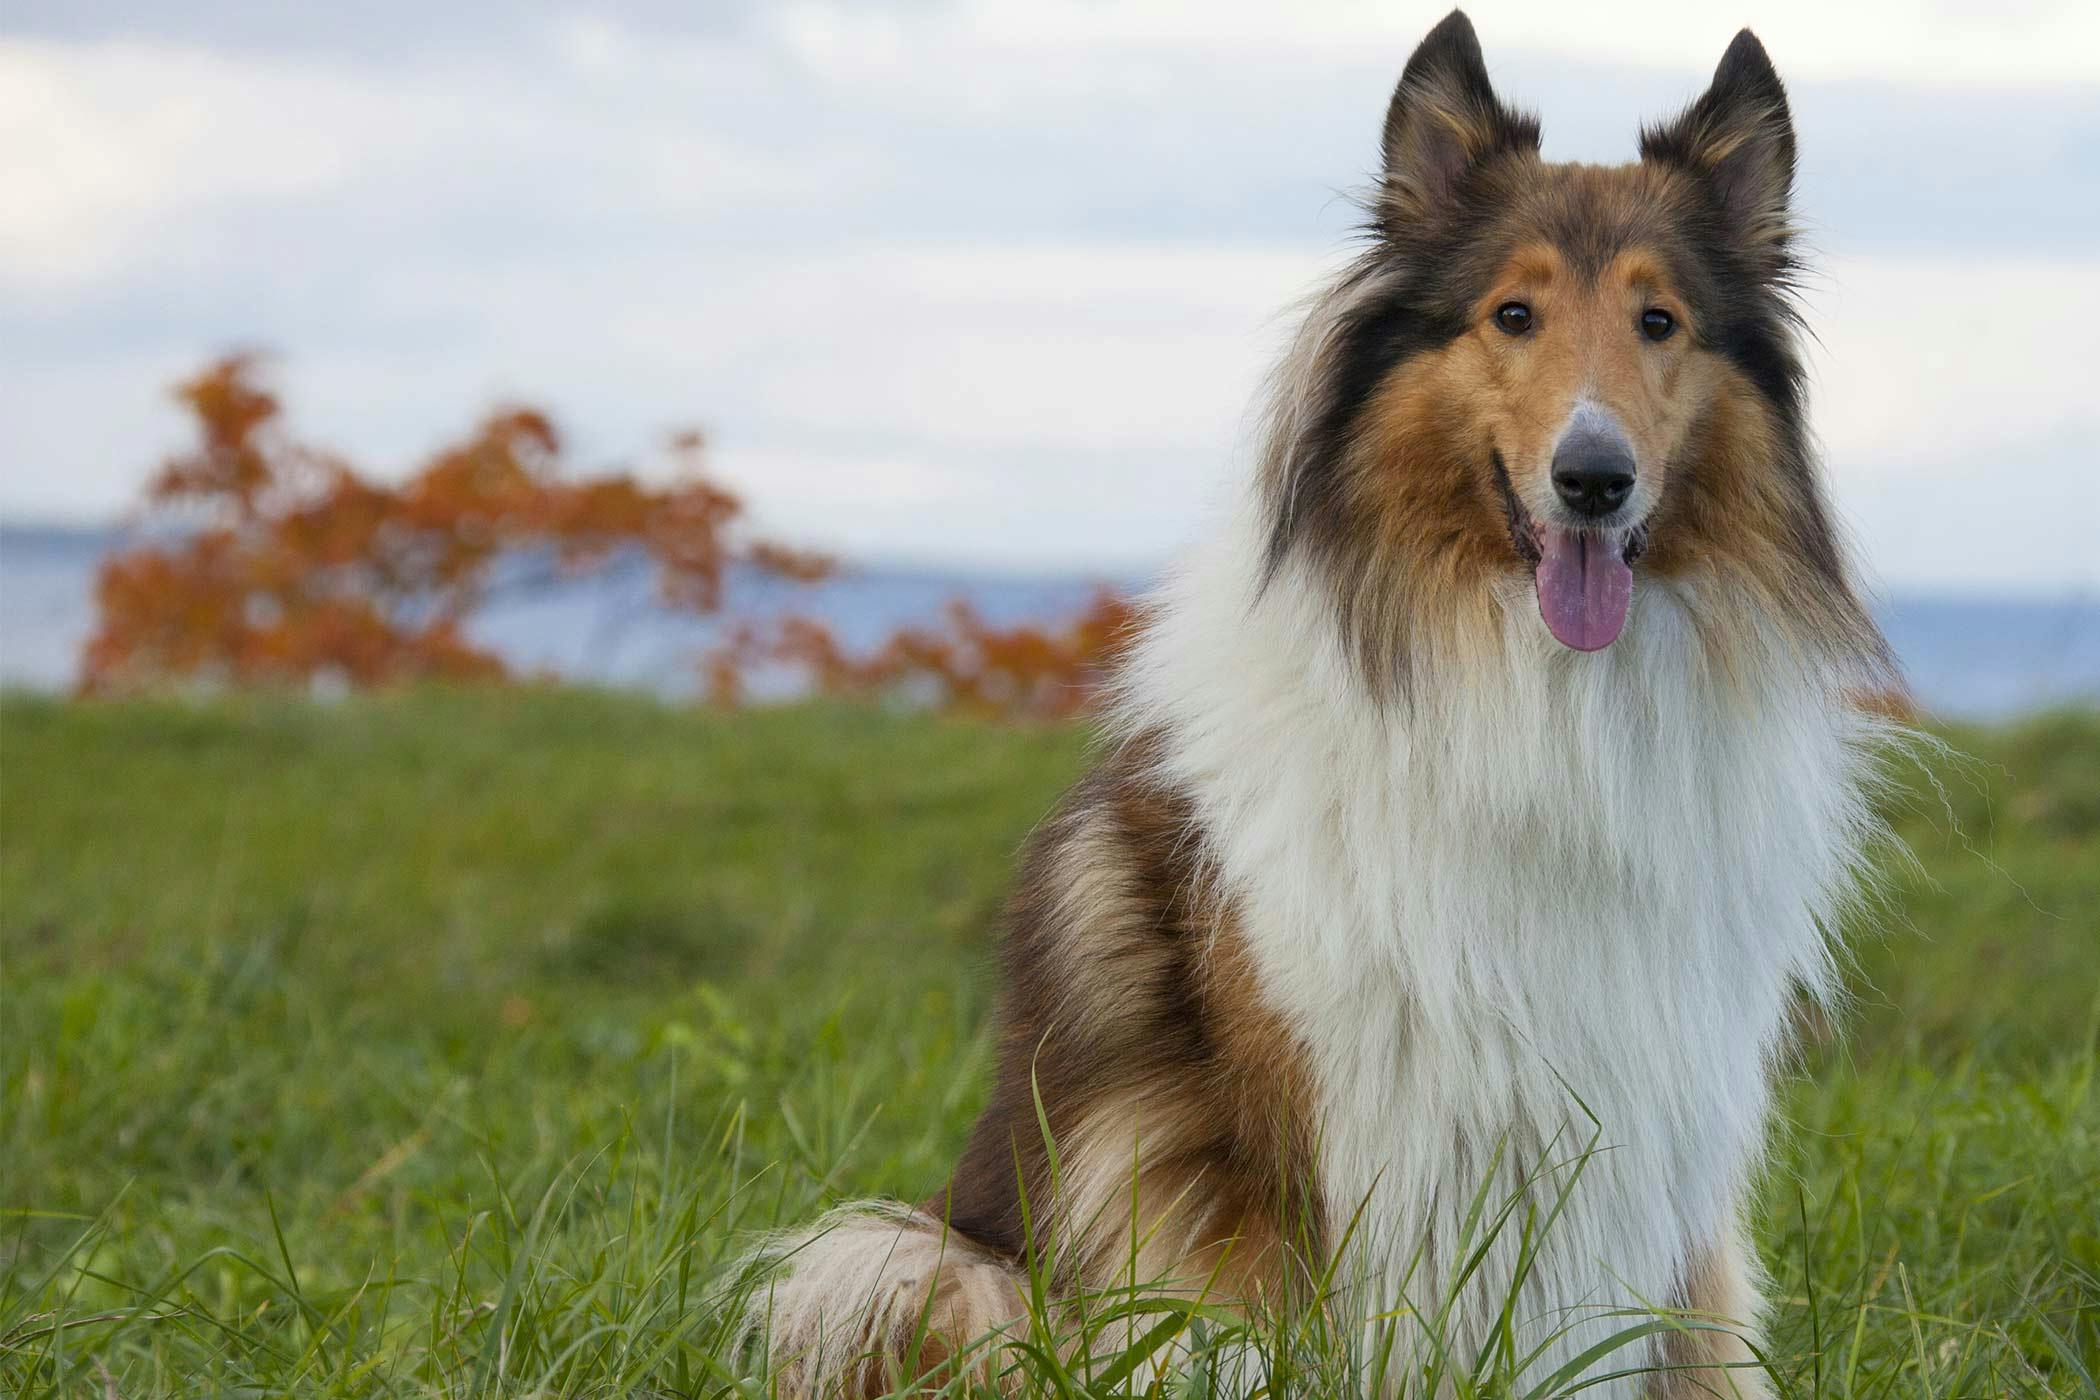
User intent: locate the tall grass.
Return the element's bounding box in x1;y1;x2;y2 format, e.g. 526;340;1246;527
2;691;2094;1395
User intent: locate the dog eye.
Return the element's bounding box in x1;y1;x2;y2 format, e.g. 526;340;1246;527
1495;302;1533;335
1640;308;1676;341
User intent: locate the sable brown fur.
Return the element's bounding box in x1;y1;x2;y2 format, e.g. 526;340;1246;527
938;734;1325;1306
1654;1226;1775;1399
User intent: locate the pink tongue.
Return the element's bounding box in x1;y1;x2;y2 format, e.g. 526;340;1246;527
1535;526;1632;652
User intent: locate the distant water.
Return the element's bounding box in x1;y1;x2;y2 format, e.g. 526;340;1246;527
4;524;2095;720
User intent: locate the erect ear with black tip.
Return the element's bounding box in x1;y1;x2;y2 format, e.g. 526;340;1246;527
1379;10;1540;226
1641;30;1796;253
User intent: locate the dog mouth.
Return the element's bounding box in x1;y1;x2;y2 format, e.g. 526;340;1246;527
1493;453;1648;653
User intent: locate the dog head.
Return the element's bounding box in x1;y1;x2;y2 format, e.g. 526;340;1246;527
1263;11;1880;681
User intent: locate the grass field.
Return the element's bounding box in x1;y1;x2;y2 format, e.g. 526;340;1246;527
2;689;2096;1396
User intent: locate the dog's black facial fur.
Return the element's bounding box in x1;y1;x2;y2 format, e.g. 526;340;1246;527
1492;451;1540;567
1263;281;1470;582
1264;10;1539;580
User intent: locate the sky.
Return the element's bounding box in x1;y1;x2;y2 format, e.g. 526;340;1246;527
2;1;2097;592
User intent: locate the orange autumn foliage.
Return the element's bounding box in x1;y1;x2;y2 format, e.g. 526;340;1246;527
84;354;1137;718
707;589;1140;720
81;355;828;695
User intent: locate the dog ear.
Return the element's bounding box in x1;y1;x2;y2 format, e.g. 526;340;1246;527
1379;11;1539;227
1641;30;1796;253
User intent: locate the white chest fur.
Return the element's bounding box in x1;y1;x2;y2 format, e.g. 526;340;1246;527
1117;509;1884;1391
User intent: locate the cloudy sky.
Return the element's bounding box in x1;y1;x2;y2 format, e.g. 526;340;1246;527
3;1;2096;590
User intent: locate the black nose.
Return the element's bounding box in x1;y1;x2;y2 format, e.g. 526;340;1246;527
1551;429;1637;520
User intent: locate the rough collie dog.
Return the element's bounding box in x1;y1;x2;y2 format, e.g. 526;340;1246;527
748;12;1896;1396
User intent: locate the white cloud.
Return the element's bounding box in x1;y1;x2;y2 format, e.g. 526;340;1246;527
1805;254;2100;474
24;0;2100;87
0;42;363;286
1;9;2095;589
764;0;2100;87
0;35;845;293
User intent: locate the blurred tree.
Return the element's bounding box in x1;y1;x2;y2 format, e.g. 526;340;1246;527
81;355;829;695
84;354;1136;717
706;589;1139;720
